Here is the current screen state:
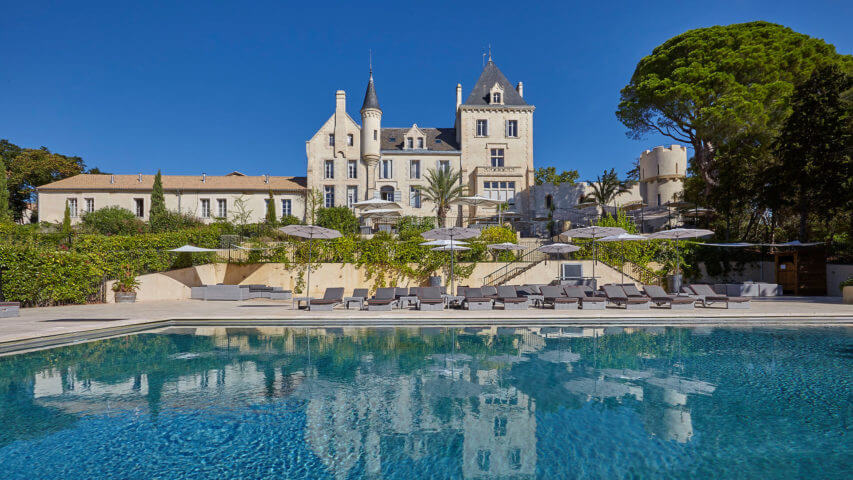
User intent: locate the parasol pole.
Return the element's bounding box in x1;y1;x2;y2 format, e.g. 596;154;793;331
306;234;313;309
450;233;455;294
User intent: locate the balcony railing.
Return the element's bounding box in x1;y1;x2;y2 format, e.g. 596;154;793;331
474;166;522;176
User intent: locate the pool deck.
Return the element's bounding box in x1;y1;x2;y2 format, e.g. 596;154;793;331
1;296;850;354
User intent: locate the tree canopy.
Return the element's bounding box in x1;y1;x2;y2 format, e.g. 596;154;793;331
0;139;90;221
534;166;579;186
616;21;853;195
773;65;853;241
417;167;466;227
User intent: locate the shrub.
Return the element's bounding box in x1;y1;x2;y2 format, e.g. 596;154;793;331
316;206;358;234
280;214;302;227
112;264;140;293
149;209;204;232
80;206;146;235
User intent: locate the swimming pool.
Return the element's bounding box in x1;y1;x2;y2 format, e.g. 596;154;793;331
0;326;850;479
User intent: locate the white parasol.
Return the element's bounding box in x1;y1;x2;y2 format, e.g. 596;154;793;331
422;227;481;292
167;245;218;253
647;228;713;291
279;225;342;309
562;226;627;278
597;233;648;284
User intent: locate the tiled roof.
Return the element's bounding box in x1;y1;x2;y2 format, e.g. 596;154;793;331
361;72;381;111
37;174;307;192
380;128;459;151
464;60;527;106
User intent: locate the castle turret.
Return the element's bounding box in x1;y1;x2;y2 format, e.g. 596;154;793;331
360;70;382;199
639;145;687;207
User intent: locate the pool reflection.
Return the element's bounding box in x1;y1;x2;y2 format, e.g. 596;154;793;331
1;326;848;479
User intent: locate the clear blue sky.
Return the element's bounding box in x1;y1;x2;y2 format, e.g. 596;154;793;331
1;1;850;180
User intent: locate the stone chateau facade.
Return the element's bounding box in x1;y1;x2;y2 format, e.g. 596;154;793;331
305;57;535;221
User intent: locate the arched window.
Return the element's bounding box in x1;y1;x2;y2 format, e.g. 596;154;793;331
380;186;395;201
545;194;553;210
492;92;501;104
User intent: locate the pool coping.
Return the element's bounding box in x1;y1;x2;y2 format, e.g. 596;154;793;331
2;315;851;356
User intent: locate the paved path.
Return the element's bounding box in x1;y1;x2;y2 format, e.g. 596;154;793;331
1;297;850;353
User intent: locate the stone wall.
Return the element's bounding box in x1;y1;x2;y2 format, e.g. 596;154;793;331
110;259;632;302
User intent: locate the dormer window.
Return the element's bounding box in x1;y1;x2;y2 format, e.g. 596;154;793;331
407;137;413;149
489;83;504;105
417;137;424;149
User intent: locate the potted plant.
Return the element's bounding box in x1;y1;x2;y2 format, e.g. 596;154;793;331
112;265;140;303
841;276;853;305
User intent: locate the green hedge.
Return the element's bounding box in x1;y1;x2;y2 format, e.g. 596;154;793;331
0;223;520;306
0;226;225;306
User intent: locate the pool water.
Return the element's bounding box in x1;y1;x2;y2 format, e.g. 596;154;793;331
0;326;850;479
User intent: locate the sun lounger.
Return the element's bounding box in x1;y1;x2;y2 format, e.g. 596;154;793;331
602;285;650;310
496;286;529;310
463;287;493;310
642;285;695;310
417;287;445;311
0;302;20;318
481;286;500;299
344;288;369;310
688;284;751;309
541;286;579;310
620;284;646;298
308;287;344;310
563;286;605;310
367;287;399;311
517;285;544;308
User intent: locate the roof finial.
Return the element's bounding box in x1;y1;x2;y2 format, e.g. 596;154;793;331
369;49;373;78
488;44;492;62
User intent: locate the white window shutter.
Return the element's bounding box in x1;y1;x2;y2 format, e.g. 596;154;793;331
409;188;415;206
394;190;402;202
505;120;508;137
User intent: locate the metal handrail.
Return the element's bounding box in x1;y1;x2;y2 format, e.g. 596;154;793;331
483;243;548;286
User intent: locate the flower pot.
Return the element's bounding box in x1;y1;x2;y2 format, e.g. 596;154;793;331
115;292;137;303
843;286;853;305
666;274;683;295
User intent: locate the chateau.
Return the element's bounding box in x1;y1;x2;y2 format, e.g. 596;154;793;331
305;56;535;221
35;58;686;232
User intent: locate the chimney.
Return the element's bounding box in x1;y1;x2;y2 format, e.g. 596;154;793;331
516;82;523;98
137;173;142;182
456;83;462;109
335;90;346;114
110;175;115;184
202;173;206;183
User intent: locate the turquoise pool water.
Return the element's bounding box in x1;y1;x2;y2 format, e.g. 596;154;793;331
0;326;850;479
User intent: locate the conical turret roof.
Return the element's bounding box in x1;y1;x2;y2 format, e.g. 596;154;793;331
464;60;527;106
361;71;381;112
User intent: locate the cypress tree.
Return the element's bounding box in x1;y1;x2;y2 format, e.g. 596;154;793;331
149;170;166;231
62;199;72;235
0;157;10;223
265;191;276;224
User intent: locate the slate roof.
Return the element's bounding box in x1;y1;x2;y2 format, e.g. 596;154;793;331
361;73;381;111
38;174;307;192
380;128;460;151
464;60;528;106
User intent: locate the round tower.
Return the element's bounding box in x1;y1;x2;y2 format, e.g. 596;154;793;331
639;145;687;207
360;70;382;199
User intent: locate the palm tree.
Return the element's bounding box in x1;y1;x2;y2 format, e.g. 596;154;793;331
418;167;466;227
582;168;631;217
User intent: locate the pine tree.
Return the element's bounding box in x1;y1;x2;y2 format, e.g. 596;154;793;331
149;170;166;231
0;157;11;223
265;191;277;224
